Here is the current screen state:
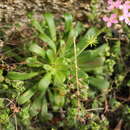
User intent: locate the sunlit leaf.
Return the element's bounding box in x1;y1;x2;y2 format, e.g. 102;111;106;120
77;27;105;56
46;49;55;63
17;85;37;104
32;19;43;34
29;42;45;58
39;33;56;53
38;73;52;95
54;71;66;85
7;72;39;80
64;13;73;33
26;57;42;67
44;13;56;41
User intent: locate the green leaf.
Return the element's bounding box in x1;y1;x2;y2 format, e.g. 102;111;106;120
93;44;109;56
29;42;45;58
30;94;43;117
54;58;68;76
7;71;39;80
77;27;104;56
41;98;53;121
76;28;97;55
77;50;105;71
77;44;109;63
79;57;105;71
54;71;66;85
41;98;48;116
38;73;52;94
64;13;73;33
31;17;56;53
39;33;56;53
46;49;55;63
44;13;56;41
112;41;121;57
32;19;43;34
17;85;37;104
88;76;109;91
0;70;4;82
26;57;42;67
78;51;97;63
65;22;84;56
77;44;109;71
66;22;83;47
65;29;75;50
52;92;65;111
127;80;130;86
0;98;4;108
48;86;66;111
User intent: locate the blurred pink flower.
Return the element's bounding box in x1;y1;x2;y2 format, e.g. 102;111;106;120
119;13;130;25
108;0;122;10
103;14;118;27
119;1;130;25
103;0;130;26
119;1;130;12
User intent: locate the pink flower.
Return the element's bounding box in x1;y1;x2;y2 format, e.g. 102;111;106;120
119;1;130;25
103;14;118;27
119;11;130;20
108;0;122;10
103;0;130;26
119;1;130;12
119;12;130;25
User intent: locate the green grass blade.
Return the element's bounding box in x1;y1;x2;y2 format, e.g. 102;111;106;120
64;13;73;33
44;13;56;41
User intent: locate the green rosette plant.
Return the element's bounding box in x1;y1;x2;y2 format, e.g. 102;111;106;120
6;13;109;122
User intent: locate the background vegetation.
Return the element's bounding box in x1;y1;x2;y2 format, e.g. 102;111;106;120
0;0;130;130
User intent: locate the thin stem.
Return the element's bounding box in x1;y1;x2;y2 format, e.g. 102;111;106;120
14;114;18;130
73;37;80;117
86;108;104;112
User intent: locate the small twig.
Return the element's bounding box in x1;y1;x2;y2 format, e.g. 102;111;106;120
86;108;104;112
116;96;130;102
104;98;109;113
3;98;15;105
114;119;123;130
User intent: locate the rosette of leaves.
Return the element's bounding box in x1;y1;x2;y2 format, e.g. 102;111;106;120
7;13;109;121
